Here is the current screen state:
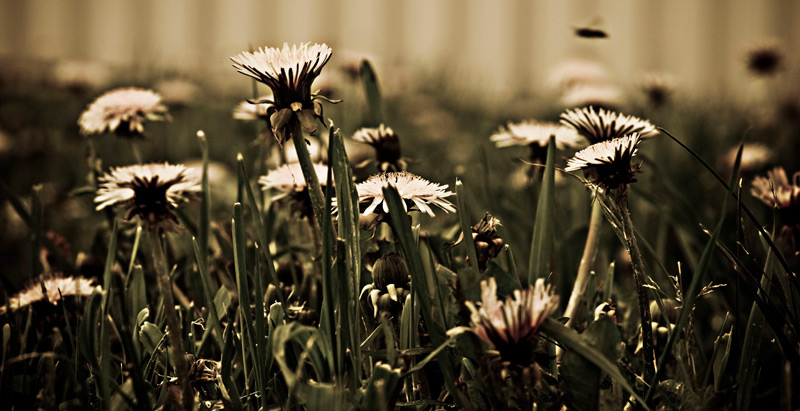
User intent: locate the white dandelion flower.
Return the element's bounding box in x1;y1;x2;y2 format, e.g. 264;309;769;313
258;162;330;199
462;277;558;364
231;42;332;109
94;163;201;230
490;120;586;150
78;87;169;137
566;133;643;190
352;124;405;171
355;171;455;218
0;274;101;315
560;106;657;143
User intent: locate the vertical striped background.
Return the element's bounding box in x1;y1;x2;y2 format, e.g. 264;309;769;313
1;0;797;97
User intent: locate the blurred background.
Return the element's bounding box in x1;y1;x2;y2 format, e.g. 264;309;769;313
1;0;798;98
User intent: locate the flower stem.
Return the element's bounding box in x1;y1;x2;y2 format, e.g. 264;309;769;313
289;124;326;236
563;197;604;329
149;230;193;411
618;194;657;383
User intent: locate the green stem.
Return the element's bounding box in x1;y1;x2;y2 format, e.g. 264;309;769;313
563;197;604;329
618;193;656;384
289;123;326;237
149;230;193;411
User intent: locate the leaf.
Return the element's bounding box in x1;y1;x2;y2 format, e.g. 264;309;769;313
561;316;623;411
541;317;649;410
360;59;386;125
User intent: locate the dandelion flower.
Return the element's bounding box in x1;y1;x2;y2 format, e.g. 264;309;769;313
490;120;586;150
79;87;169;137
721;143;772;174
641;73;674;107
52;59;111;92
751;167;800;211
356;171;455;218
0;274;101;315
560;83;622;110
259;162;330;199
566;133;643;190
352;124;406;171
547;59;609;91
155;78;201;107
560;106;657;143
463;277;558;365
231;43;335;141
232;96;272;121
746;40;783;77
94;163;201;231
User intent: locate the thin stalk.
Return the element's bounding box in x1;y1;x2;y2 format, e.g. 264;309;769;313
149;230;193;411
563;197;604;330
618;193;656;384
289;124;326;236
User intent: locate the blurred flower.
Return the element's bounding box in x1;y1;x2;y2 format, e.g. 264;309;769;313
0;274;101;315
184;160;237;207
79;87;169;138
547;59;609;91
355;171;455;218
283;137;325;164
337;48;379;81
52;59;112;93
746;40;783;77
259;162;330;200
560;82;622;110
721;143;772;174
155;78;201;107
461;277;558;365
361;252;411;318
641;73;674;107
566;133;643;191
352;124;406;171
751;167;800;211
490;120;586;150
232;95;272;121
231;43;335;141
560;106;657;143
94;163;201;231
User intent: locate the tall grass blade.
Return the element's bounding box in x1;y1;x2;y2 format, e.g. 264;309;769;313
197;130;211;263
360;60;386;125
528;136;556;285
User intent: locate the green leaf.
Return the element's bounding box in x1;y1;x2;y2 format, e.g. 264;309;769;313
360;59;386;125
561;316;623;411
197;130;211;263
528;136;556;285
541;318;649;410
455;179;481;301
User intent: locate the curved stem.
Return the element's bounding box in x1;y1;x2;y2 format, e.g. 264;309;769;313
564;198;604;329
149;231;193;411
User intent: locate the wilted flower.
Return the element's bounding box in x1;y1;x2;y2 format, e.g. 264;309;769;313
566;133;643;191
79;88;169;138
560;106;657;143
356;171;455;218
560;83;622;110
471;213;505;272
746;40;783;77
352;124;406;171
361;282;409;319
231;43;335;141
490;120;586;150
462;277;558;365
0;274;101;315
371;253;410;291
94;163;201;231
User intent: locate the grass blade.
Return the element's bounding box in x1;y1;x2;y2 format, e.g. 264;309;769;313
528;136;556;285
360;59;386;125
